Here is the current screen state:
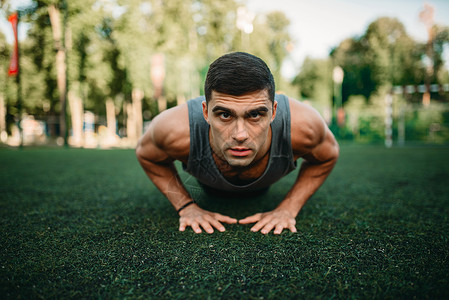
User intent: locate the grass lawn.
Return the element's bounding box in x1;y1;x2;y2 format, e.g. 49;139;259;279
1;145;448;299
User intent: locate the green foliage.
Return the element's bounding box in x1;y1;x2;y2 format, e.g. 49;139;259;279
2;3;448;143
400;102;449;143
344;90;387;143
194;0;240;60
248;11;292;92
331;17;428;103
0;30;10;69
22;6;58;114
292;57;332;110
433;25;449;83
342;91;449;144
301;16;449;144
0;0;294;128
0;30;17;133
264;11;291;87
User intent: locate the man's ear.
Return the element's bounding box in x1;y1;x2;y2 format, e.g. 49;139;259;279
202;101;209;123
271;100;278;123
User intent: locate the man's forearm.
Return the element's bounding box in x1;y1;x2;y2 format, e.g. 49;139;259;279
137;157;193;211
277;158;337;216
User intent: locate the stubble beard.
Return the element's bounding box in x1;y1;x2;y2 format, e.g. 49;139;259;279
211;140;257;170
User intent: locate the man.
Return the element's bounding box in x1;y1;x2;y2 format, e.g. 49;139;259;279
136;52;339;235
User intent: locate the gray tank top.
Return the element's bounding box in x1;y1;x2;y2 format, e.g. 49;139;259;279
183;94;296;192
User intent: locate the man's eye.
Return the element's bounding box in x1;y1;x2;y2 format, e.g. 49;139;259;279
249;111;261;119
220;112;231;119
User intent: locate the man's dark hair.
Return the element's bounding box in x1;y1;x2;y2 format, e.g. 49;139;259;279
204;52;275;103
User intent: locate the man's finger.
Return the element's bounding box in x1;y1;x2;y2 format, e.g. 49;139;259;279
250;216;272;232
199;220;214;234
239;213;262;224
215;213;238;224
260;222;276;235
191;222;202;234
205;215;226;232
289;224;297;233
179;223;186;232
274;223;285;235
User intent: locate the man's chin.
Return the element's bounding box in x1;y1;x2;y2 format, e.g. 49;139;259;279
225;156;254;168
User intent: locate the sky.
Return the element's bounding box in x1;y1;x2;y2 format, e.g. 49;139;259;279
1;0;449;78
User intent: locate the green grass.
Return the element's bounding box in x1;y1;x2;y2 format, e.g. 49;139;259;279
1;145;448;299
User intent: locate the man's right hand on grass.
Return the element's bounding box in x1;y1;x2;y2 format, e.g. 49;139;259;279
178;204;237;234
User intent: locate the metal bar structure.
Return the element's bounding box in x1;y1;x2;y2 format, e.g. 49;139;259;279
385;83;449;147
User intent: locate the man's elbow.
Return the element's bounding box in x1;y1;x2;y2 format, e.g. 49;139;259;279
322;129;339;165
330;138;340;164
135;138;148;164
135;146;144;165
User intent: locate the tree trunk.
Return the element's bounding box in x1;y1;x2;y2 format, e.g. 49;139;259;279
157;96;167;113
106;98;117;138
126;102;136;143
48;3;68;145
68;91;84;147
0;95;6;142
132;88;143;140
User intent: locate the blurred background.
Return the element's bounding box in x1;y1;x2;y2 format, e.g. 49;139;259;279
0;0;448;148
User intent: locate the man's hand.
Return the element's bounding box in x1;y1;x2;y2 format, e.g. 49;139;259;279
179;204;237;234
239;208;297;235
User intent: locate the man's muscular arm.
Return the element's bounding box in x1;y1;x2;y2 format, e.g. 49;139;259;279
239;99;339;234
136;104;236;234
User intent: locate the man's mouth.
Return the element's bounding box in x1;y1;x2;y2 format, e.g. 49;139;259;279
228;147;252;157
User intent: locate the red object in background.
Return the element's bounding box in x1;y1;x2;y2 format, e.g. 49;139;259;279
337;107;345;127
8;12;19;77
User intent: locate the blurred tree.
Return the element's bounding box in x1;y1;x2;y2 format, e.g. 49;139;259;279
14;0;70;142
194;0;239;61
3;0;299;146
147;0;201;107
365;17;427;87
0;30;11;136
432;25;449;83
330;17;426;103
264;11;290;88
112;0;155;141
248;10;292;92
292;57;332;114
66;0;105;146
326;16;449;143
330;37;371;101
23;0;100;142
93;13;131;140
14;2;56;136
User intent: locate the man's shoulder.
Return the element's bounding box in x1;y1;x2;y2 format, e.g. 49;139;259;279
288;98;327;152
150;103;190;160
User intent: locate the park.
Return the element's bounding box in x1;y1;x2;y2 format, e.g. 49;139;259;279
1;0;449;299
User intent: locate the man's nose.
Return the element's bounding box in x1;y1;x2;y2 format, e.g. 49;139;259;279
232;119;249;142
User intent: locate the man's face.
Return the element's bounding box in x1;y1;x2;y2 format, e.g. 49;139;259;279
202;90;277;168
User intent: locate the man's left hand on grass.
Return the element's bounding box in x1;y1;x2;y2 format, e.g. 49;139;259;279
239;208;297;235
